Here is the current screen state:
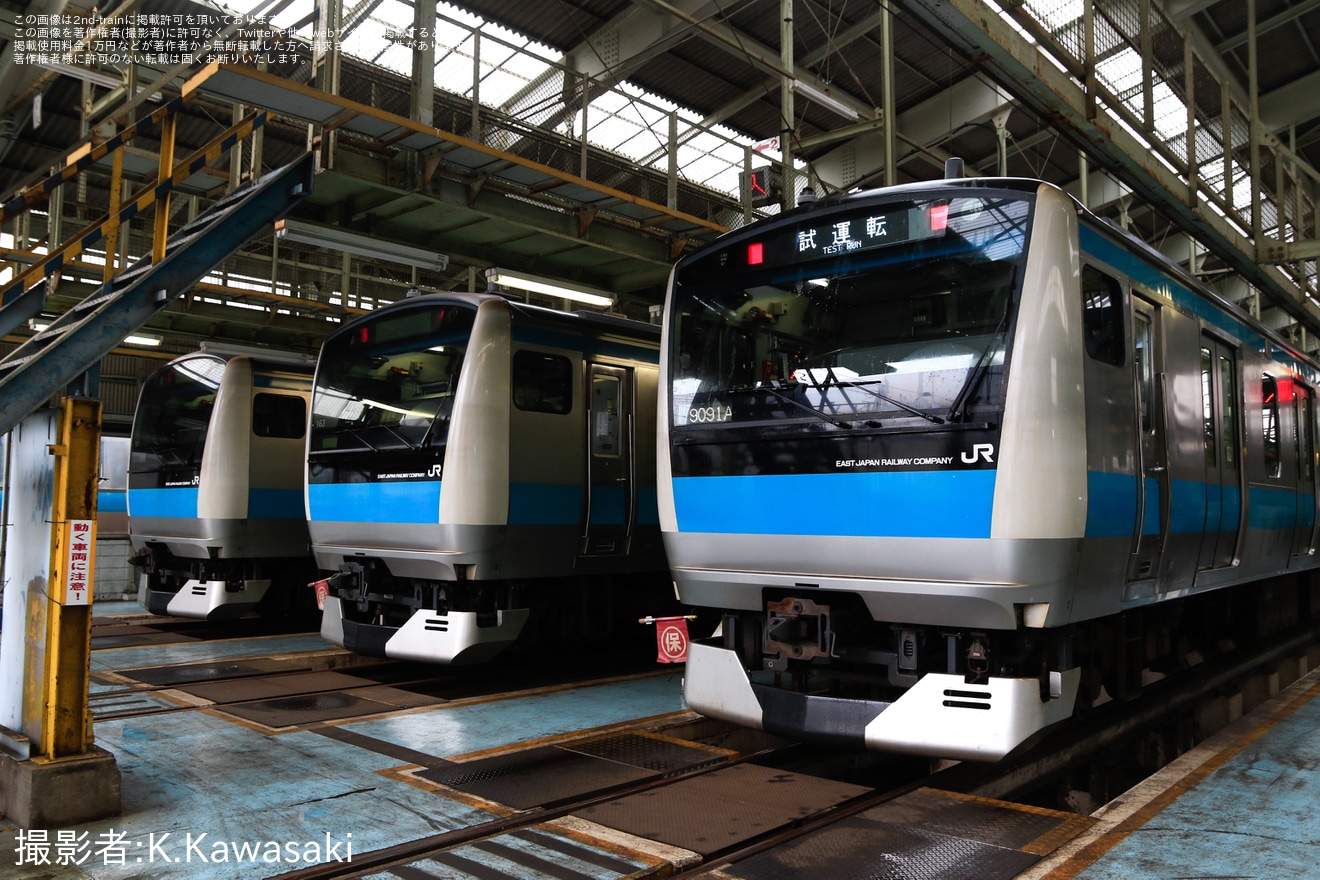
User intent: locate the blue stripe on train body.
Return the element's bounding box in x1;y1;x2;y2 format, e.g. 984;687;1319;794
308;481;660;527
130;487;305;520
128;487;199;519
672;470;997;539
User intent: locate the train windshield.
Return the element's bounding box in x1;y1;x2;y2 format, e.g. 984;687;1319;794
130;355;226;473
309;302;477;454
669;194;1032;430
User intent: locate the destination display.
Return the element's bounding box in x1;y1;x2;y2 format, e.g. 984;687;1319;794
743;202;947;270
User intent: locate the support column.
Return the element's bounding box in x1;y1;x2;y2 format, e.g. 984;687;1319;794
881;1;897;186
780;0;795;209
409;0;436;127
0;398;119;828
667;111;678;210
313;0;344;169
1247;0;1261;243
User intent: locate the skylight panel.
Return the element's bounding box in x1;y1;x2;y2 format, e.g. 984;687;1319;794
682;154;730;186
1150;81;1189;155
434;20;473;54
341;16;388;63
375;43;411;76
498;49;551;82
481;68;532;107
588;89;629;116
1096;46;1142;98
435;53;475;93
477;41;519;74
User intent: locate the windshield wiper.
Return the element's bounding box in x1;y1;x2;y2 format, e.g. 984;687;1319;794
838;379;946;425
804;366;943;425
947;303;1011;422
757;382;853;429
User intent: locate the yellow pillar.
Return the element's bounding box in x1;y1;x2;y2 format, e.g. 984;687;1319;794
41;396;101;759
0;399;118;827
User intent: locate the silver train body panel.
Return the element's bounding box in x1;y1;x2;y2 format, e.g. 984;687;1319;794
661;181;1320;759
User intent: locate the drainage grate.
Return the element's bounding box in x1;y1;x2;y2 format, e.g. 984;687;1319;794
565;732;729;773
728;814;1040;880
725;789;1094;880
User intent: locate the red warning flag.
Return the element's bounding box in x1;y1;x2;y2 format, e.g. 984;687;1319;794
310;578;330;611
653;616;690;663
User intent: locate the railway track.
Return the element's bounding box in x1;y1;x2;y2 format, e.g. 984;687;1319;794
261;621;1320;880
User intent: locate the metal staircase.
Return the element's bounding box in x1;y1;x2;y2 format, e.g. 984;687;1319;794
0;152;314;436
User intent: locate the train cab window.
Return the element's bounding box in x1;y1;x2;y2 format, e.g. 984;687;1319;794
1082;266;1124;367
1263;375;1281;478
512;351;572;414
252;393;307;439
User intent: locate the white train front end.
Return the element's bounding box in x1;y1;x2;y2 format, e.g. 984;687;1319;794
306;293;666;665
128;352;315;620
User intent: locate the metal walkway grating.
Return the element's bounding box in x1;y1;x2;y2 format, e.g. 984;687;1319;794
725;787;1095;880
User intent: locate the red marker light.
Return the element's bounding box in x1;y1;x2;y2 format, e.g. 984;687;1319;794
358;327;370;343
930;203;949;231
748;242;764;265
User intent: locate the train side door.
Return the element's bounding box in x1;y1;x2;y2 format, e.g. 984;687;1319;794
1128;303;1169;582
1197;337;1242;570
1291;382;1318;558
582;363;634;555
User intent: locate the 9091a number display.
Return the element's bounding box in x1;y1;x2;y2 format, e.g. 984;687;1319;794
688;405;732;423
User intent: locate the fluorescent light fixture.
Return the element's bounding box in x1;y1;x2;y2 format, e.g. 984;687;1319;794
38;62;122;91
29;319;161;346
275;220;449;272
485;268;615;308
792;80;861;121
36;62;164;101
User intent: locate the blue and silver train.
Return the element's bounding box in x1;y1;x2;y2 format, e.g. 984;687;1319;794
308;291;669;665
661;175;1320;760
128;349;317;620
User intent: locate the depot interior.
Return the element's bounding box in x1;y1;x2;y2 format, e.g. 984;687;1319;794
0;0;1318;833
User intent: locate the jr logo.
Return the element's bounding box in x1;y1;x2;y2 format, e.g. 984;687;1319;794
428;464;443;478
961;443;995;464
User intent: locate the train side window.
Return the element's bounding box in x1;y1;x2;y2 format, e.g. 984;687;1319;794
252;393;306;439
1082;266;1124;366
1263;375;1281;478
1200;348;1215;466
1298;387;1314;482
1220;356;1237;469
512;351;572;414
